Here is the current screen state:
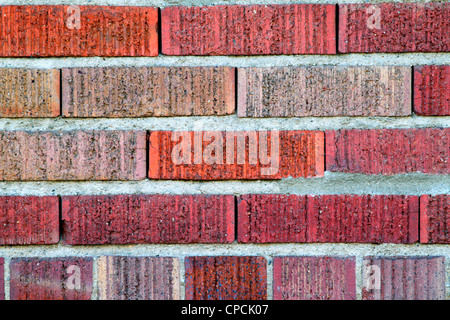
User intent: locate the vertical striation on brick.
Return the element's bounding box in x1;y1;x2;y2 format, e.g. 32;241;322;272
273;256;356;300
420;195;450;244
362;257;446;300
414;66;450;116
0;196;59;245
62;194;235;245
326;128;450;175
162;4;336;55
97;256;180;300
185;256;267;300
0;258;4;300
10;257;93;300
238;67;411;117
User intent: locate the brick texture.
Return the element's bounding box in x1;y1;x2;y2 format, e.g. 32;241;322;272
149;131;324;180
420;195;450;244
0;69;60;117
185;256;267;300
0;258;4;301
10;257;93;300
98;256;180;300
238;194;419;244
62;195;234;245
0;6;158;57
0;196;59;245
326;128;450;175
339;3;450;53
62;67;235;117
162;4;336;56
273;257;356;300
0;130;146;181
414;65;450;116
238;67;411;117
362;256;446;300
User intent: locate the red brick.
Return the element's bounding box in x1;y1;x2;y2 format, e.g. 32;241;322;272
0;196;59;245
238;66;411;117
0;130;146;181
0;6;158;57
162;4;336;56
0;258;4;300
62;194;234;245
362;257;445;300
273;257;356;300
98;256;180;300
326;128;450;175
420;195;450;244
238;194;419;244
0;69;60;117
185;256;267;300
339;3;450;53
149;131;324;180
414;66;450;115
10;257;93;300
62;67;235;117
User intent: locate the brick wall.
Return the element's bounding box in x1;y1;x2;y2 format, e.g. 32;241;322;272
0;1;449;300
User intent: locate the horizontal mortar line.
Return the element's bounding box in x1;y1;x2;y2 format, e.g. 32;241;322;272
0;53;450;68
0;115;449;131
0;173;449;196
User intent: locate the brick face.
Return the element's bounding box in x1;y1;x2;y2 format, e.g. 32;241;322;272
339;3;450;53
414;65;450;116
98;256;180;300
62;195;235;245
0;6;158;57
238;67;411;117
238;194;419;244
0;258;4;301
0;130;146;181
0;196;59;245
326;128;450;175
420;195;450;244
0;69;60;117
162;4;336;55
10;257;93;300
185;256;267;300
62;67;235;117
273;257;356;300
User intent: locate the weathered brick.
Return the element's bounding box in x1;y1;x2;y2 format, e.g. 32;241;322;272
273;257;356;300
0;130;146;181
185;256;267;300
362;257;446;300
326;128;450;175
10;257;93;300
238;67;411;117
0;258;4;300
0;196;59;245
0;69;60;117
339;3;450;53
98;256;180;300
62;194;234;245
149;131;324;180
162;4;336;56
0;6;158;57
238;194;418;244
414;66;450;116
62;67;235;117
420;195;450;244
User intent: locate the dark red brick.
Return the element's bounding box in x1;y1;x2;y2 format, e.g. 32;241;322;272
149;131;324;180
0;196;59;245
273;256;356;300
62;194;235;245
0;258;4;300
326;128;450;175
10;257;93;300
420;195;450;244
238;194;419;244
414;65;450;115
0;6;158;57
362;256;446;300
185;256;267;300
162;4;336;56
339;3;450;53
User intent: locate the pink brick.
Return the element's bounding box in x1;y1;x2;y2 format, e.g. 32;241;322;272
414;65;450;115
420;195;450;244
